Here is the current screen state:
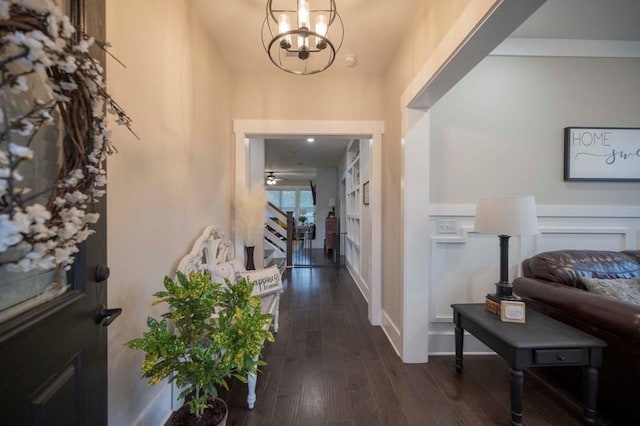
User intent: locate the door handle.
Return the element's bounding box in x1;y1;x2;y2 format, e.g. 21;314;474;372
95;265;110;283
95;305;122;327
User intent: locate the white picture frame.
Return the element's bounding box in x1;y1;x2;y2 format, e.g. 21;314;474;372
500;301;526;323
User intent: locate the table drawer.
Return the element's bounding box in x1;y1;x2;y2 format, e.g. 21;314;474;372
534;348;585;365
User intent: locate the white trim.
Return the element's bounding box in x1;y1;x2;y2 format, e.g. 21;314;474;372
234;120;384;326
347;262;369;304
132;382;174;426
234;119;384;136
369;135;382;326
429;204;640;218
396;0;544;364
402;111;432;363
536;226;633;250
492;38;640;58
404;0;546;110
234;133;250;260
381;309;402;358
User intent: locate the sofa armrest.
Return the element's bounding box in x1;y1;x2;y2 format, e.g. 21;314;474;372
513;277;640;342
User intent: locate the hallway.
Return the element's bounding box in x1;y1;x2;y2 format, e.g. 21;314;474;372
221;267;615;425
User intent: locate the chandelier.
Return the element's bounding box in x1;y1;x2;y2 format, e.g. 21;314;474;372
262;0;344;75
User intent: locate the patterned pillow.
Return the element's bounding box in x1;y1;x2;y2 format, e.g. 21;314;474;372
579;277;640;306
237;265;283;297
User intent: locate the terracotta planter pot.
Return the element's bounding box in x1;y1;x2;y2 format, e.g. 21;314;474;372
168;397;228;426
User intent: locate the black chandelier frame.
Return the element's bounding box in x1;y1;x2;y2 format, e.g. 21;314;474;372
262;0;344;75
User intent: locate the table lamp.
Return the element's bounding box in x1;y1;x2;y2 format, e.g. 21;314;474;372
328;197;336;217
474;196;538;302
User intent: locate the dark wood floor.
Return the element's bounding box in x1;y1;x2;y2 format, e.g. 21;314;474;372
222;266;620;426
291;245;342;268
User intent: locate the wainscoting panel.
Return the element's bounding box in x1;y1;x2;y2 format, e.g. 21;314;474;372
427;204;640;355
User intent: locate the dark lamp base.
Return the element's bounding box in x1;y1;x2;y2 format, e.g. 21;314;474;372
489;280;521;301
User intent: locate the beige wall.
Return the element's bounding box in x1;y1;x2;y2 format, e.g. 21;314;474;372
101;0;509;420
106;1;232;424
382;0;471;336
232;70;384;120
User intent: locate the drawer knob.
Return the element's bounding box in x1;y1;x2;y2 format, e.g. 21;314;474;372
557;354;565;361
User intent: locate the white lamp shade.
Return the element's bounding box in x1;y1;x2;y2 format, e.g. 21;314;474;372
474;196;538;236
329;197;336;207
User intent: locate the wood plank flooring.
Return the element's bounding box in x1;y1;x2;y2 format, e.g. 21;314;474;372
221;266;619;425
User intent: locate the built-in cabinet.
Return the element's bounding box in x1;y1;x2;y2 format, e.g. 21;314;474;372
345;140;361;276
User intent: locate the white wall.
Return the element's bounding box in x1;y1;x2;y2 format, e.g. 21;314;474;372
427;54;640;354
106;1;233;424
430;55;640;205
382;0;501;353
314;168;338;249
248;138;265;264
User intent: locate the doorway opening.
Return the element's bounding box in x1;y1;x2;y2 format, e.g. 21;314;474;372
263;137;349;269
234;119;383;325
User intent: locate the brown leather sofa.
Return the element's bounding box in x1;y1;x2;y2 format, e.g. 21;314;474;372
513;250;640;422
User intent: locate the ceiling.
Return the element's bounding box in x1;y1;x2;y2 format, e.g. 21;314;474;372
194;0;640;76
264;137;352;182
197;0;640;182
193;0;421;75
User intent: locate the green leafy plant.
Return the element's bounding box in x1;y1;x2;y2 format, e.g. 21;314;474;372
298;215;308;224
126;271;274;418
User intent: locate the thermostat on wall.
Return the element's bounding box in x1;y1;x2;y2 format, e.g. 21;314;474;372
500;301;526;323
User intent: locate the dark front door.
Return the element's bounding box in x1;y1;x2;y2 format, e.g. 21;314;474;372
0;1;110;424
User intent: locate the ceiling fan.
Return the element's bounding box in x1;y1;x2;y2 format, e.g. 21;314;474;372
265;171;280;186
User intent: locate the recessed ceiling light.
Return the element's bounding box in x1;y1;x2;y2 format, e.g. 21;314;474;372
307;138;315;143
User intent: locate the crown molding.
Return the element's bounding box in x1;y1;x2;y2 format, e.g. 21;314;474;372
491;37;640;58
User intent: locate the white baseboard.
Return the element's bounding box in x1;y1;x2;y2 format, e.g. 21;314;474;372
381;310;402;358
346;264;370;304
131;382;173;426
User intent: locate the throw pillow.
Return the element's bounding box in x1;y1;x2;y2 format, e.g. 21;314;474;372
579;277;640;306
237;265;284;297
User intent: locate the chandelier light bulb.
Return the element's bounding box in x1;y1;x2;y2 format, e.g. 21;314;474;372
278;14;291;49
315;15;327;49
298;0;310;30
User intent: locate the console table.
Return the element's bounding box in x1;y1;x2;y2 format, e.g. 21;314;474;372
451;303;606;426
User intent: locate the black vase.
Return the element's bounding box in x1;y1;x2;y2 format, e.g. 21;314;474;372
245;245;256;270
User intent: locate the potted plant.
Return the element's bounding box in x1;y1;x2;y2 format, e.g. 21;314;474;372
126;271;274;425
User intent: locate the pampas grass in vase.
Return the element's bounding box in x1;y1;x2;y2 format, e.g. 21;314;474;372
235;186;268;247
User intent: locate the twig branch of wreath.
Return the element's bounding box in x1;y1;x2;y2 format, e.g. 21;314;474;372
0;0;135;271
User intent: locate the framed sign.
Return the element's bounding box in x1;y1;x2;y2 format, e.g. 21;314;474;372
362;181;370;205
564;127;640;181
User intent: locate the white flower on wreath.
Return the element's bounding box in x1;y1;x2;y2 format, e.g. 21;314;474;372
0;0;136;271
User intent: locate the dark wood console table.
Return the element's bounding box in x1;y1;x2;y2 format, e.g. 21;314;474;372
451;303;606;426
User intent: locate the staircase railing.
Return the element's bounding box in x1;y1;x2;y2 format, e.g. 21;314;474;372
264;202;293;268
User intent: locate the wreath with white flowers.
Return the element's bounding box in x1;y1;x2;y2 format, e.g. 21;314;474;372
0;0;134;272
